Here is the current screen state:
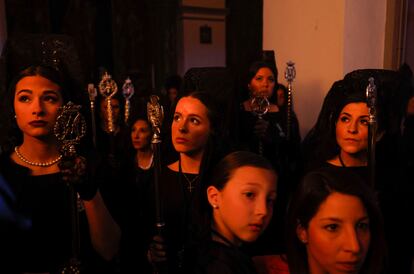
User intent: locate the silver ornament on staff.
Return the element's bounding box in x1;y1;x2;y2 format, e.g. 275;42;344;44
98;72;118;134
251;95;270;155
147;95;165;234
284;60;296;140
87;83;97;148
54;101;87;274
122;77;135;125
366;77;377;188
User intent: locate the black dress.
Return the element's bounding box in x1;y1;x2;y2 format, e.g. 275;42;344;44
0;153;97;273
119;164;154;274
196;239;258;274
238;109;285;168
144;166;205;274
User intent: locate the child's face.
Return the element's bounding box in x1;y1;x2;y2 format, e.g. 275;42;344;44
211;166;277;246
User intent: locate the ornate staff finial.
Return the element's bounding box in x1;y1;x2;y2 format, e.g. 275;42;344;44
366;77;377;124
98;72;118;133
284;61;296;83
284;60;296;140
251;96;270;118
41;39;62;70
54;101;86;274
366;77;377;188
147;95;164;144
122;77;135;124
147;95;166;238
250;95;270;155
54;102;87;157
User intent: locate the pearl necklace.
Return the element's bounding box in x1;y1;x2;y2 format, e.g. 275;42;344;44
14;146;62;167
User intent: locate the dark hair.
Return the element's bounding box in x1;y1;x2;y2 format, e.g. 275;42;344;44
286;167;386;274
165;74;182;91
128;116;152;138
210;151;276;191
175;91;235;211
324;80;367;160
201;151;276;219
127;116;153;156
276;83;289;109
0;65;75;151
245;61;279;103
302;75;383;170
10;65;73;103
184;91;221;136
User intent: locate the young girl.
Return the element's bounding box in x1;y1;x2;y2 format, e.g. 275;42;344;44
197;151;277;274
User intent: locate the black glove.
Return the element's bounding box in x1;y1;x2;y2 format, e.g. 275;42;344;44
147;235;168;265
254;119;272;143
59;156;97;201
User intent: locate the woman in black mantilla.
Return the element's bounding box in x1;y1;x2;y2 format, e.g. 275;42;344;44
0;36;121;273
118;114;155;273
237;60;301;255
302;69;414;273
145;91;230;274
0;65;119;273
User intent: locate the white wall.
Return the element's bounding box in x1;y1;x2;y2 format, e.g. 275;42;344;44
178;0;226;75
403;0;414;70
180;17;226;75
263;0;387;137
0;0;7;54
343;0;387;74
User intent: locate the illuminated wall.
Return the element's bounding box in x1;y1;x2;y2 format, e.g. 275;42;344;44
178;0;226;75
263;0;387;137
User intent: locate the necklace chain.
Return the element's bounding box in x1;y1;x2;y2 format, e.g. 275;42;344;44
182;173;199;193
178;156;200;193
14;146;62;167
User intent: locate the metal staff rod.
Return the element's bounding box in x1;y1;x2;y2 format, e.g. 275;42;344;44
54;102;87;274
122;77;135;125
250;96;270;155
284;61;296;140
147;95;165;235
87;83;97;148
366;77;377;188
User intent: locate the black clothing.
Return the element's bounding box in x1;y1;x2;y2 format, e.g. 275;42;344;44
144;166;206;274
119;164;154;274
238;109;285;168
0;153;100;273
196;240;258;274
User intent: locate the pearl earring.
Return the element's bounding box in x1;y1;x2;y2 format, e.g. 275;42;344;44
212;204;218;209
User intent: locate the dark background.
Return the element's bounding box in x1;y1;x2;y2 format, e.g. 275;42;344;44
3;0;263;93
